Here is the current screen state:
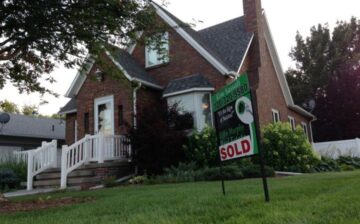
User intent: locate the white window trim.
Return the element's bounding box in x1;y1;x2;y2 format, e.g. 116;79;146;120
288;116;295;131
271;109;280;123
94;95;115;135
145;32;169;68
301;122;308;139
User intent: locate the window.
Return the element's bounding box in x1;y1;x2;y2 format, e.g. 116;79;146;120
301;122;308;139
84;112;89;134
145;32;169;68
288;116;295;131
118;105;124;126
271;109;280;123
167;92;213;131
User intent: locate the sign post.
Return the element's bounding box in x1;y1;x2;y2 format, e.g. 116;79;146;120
211;73;270;201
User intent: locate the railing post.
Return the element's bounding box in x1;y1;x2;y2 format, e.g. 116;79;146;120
84;135;90;164
26;150;33;191
60;145;68;189
98;133;104;163
52;140;58;168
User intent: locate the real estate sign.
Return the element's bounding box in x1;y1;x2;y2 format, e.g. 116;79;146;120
211;74;259;161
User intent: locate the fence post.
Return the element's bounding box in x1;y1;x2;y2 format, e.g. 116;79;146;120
356;138;360;157
60;145;67;189
98;133;104;163
26;150;34;191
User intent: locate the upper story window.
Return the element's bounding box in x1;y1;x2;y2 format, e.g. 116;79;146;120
288;116;295;131
167;92;213;131
145;32;169;68
301;122;308;139
271;109;280;123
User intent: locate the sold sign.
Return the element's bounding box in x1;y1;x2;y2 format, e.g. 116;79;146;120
219;136;252;161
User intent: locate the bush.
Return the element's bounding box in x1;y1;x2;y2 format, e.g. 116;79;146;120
262;122;319;172
103;176;117;187
0;157;27;182
0;168;20;191
340;164;356;171
129;104;193;175
182;127;218;168
312;157;340;172
241;165;275;178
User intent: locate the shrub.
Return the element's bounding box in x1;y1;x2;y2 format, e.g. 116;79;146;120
241;165;275;178
129;104;193;175
340;164;356;171
0;168;20;191
337;156;360;168
183;127;218;168
201;165;244;181
0;157;27;182
262;122;319;172
103;176;117;187
312;157;340;172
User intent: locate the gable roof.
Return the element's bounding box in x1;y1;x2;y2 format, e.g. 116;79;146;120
163;74;214;97
0;113;65;140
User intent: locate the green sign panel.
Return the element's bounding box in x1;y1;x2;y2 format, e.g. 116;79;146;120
211;74;259;161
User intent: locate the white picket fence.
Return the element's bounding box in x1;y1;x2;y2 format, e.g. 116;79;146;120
16;140;58;190
313;138;360;159
60;134;131;189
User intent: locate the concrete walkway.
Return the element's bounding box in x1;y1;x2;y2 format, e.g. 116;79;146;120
4;188;56;198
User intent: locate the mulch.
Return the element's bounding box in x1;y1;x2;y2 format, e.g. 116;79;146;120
0;197;95;213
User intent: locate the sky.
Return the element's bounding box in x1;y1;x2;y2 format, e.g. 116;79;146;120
1;0;360;115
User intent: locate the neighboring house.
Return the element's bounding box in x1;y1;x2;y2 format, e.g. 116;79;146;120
0;113;65;160
59;0;315;146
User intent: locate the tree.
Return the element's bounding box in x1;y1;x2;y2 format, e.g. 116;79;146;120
21;104;38;116
0;100;19;113
0;0;160;95
286;17;360;141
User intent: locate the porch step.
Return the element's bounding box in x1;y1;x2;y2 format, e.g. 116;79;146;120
33;176;102;188
35;170;94;180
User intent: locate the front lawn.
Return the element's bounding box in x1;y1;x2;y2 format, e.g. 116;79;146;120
1;171;360;224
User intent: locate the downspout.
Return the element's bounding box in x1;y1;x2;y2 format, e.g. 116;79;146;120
133;81;142;129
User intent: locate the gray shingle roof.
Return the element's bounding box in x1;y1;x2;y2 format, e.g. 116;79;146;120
197;17;253;71
59;98;77;114
163;74;214;96
111;49;161;86
157;3;252;71
0;113;65;140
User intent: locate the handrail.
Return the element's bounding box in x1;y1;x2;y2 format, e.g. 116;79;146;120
60;134;131;189
23;140;58;190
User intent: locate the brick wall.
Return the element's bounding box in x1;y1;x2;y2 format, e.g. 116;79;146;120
65;113;76;145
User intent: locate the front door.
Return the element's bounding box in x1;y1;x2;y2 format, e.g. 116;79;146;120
94;95;114;136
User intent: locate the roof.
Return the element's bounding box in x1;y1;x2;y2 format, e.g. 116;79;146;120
197;17;253;71
163;74;214;97
110;48;161;87
59;98;77;114
153;2;253;73
0;113;65;140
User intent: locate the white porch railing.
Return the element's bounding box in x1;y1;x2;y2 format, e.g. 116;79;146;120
313;138;360;159
17;140;58;190
60;134;131;189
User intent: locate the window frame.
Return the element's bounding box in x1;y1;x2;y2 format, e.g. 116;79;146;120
288;116;295;131
145;32;169;68
301;122;308;139
271;109;280;123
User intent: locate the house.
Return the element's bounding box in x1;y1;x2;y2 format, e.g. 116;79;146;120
59;0;315;145
0;113;65;161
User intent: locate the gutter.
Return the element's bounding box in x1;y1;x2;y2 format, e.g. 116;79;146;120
132;82;142;129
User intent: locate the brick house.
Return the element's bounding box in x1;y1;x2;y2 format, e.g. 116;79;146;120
59;0;315;146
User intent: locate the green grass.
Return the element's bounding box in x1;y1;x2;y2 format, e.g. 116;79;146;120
2;171;360;224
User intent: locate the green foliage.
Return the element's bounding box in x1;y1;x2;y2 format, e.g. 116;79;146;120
0;100;20;113
182;127;218;167
0;168;20;191
340;164;356;171
241;164;275;178
312;156;360;172
0;0;161;95
103;176;117;188
0;158;27;182
312;157;340;172
21;104;38;116
262;122;319;172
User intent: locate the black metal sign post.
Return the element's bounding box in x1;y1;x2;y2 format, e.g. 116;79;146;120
214;115;226;196
249;88;270;202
